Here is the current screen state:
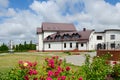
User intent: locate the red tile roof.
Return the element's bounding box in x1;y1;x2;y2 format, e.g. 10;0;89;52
37;22;76;34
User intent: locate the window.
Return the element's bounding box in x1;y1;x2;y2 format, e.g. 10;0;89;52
97;36;102;40
76;43;78;48
64;43;66;48
55;35;61;40
111;43;115;48
47;36;52;40
110;35;115;40
70;43;72;48
81;43;84;47
48;44;51;48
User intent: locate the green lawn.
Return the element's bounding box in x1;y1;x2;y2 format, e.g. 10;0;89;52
0;52;68;72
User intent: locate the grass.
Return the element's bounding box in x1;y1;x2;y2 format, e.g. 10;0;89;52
0;52;68;72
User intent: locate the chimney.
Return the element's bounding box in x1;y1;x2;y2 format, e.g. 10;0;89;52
83;28;86;31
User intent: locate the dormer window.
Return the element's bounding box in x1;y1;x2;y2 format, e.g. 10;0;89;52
63;34;70;39
47;36;52;40
72;33;80;39
55;35;61;40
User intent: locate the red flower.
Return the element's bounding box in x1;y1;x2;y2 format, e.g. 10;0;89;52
24;75;29;80
78;77;83;80
46;77;52;80
66;66;70;71
57;66;62;72
61;76;66;80
48;70;54;77
33;78;38;80
28;69;38;75
113;61;117;64
54;71;60;77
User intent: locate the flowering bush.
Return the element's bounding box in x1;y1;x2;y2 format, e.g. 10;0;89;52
40;56;83;80
8;61;38;80
6;53;119;80
7;56;83;80
82;54;113;80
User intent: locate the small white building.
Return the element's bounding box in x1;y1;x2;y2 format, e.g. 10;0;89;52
37;22;120;52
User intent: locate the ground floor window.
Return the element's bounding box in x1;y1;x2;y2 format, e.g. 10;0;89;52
81;43;84;47
64;43;66;48
70;43;72;48
76;43;78;48
48;44;51;48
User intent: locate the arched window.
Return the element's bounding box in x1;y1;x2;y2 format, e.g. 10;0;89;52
55;35;61;40
47;36;52;40
72;33;80;39
63;34;70;39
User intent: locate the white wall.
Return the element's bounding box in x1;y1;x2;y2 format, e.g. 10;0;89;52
43;32;56;38
105;31;120;42
62;41;77;50
44;41;78;51
78;43;87;50
38;34;43;51
44;42;62;51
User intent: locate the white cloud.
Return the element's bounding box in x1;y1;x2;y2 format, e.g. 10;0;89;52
1;0;120;44
0;10;43;44
0;0;9;8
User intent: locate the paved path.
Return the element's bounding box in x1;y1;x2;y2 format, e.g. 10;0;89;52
65;52;97;66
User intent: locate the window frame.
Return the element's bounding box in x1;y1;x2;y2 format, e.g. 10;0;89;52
96;36;102;40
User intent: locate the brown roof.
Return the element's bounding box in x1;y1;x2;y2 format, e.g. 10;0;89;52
44;29;93;42
37;28;42;34
37;22;76;34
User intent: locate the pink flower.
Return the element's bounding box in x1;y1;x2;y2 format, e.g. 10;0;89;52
48;70;54;77
49;59;54;64
66;66;70;71
46;77;52;80
61;76;66;80
24;75;29;80
54;71;60;77
28;69;38;75
78;77;83;80
57;66;62;72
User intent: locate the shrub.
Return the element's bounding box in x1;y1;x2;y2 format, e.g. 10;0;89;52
82;54;113;80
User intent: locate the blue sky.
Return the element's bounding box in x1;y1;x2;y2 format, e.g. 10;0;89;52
0;0;120;44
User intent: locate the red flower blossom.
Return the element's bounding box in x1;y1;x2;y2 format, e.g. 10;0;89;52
24;75;29;80
61;76;66;80
113;61;117;64
28;69;38;75
78;77;83;80
54;71;60;77
66;66;70;71
46;77;52;80
48;70;54;77
33;78;38;80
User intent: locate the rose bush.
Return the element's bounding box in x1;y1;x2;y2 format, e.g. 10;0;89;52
4;53;120;80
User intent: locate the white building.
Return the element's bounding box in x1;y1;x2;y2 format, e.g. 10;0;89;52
37;22;120;52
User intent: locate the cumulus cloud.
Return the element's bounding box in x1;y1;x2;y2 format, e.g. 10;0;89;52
0;0;9;8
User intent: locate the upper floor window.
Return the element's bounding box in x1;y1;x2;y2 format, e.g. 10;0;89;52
110;35;115;40
55;35;61;40
47;36;52;40
97;36;102;40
